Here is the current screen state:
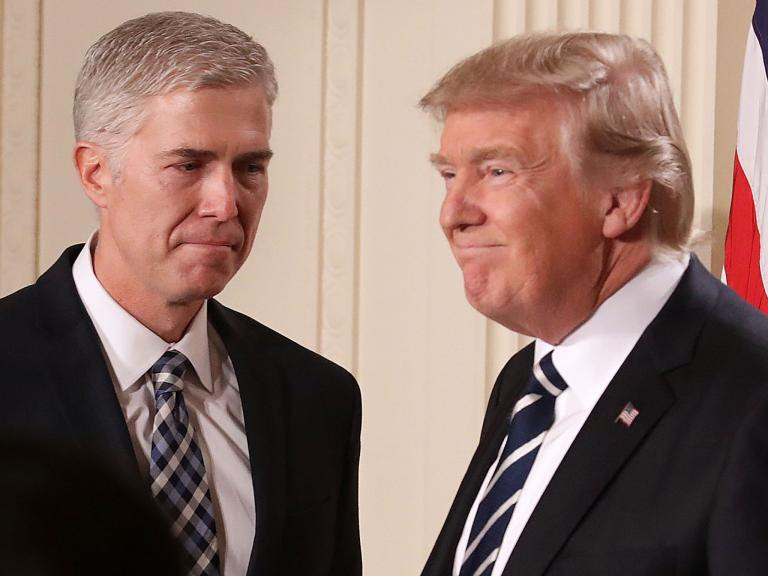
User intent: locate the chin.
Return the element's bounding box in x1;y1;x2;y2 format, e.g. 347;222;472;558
464;287;496;318
464;281;520;330
172;277;231;303
185;264;238;294
467;296;497;321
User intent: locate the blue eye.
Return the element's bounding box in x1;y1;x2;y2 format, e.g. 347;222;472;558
177;162;199;172
235;161;266;176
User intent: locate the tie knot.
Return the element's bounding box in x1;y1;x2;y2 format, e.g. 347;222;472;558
530;351;568;398
150;349;191;396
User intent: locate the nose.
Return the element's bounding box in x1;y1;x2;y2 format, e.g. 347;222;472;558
199;168;238;221
439;174;484;233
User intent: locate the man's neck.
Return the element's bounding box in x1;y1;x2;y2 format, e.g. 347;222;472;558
102;290;201;343
535;240;653;345
91;242;201;344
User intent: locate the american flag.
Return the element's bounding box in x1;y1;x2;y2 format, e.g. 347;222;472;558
724;0;768;312
615;402;639;427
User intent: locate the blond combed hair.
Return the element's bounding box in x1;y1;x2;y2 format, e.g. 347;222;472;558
420;32;693;251
74;11;278;164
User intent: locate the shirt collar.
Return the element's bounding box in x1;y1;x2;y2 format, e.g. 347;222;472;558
534;252;690;410
71;232;214;392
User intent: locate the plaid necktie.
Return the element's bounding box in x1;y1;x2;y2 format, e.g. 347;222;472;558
149;350;220;576
459;351;567;576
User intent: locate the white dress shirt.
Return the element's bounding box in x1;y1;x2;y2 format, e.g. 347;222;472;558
454;252;690;576
72;234;255;576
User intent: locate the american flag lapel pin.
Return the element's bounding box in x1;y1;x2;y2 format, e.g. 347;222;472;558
615;402;639;427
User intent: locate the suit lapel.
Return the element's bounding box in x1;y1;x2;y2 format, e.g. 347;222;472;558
208;301;286;575
34;246;140;481
503;341;674;575
39;247;290;574
423;346;534;575
503;257;716;576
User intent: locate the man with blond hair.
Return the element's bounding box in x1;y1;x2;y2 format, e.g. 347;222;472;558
421;32;768;575
0;12;361;576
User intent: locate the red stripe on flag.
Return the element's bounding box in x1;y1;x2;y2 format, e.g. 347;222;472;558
725;152;768;313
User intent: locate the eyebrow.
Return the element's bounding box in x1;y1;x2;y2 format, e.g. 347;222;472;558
235;149;274;163
159;147;274;163
429;145;524;167
429;153;450;167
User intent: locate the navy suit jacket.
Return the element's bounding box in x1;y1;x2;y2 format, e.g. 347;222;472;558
423;257;768;575
0;245;362;576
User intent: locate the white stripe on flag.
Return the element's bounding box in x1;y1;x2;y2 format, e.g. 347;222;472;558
736;25;768;285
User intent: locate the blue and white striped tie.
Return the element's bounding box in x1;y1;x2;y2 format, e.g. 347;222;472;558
150;350;220;576
460;352;567;576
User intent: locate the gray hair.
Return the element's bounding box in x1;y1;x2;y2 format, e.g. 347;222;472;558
420;32;693;252
74;11;278;163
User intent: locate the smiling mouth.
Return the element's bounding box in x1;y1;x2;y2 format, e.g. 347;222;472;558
452;244;504;263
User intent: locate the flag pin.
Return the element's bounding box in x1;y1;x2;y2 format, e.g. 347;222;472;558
615;402;639;427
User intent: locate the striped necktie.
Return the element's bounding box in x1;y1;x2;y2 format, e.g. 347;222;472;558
149;350;221;576
459;351;567;576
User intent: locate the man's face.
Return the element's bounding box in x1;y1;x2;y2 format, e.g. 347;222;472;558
93;86;272;306
433;100;607;338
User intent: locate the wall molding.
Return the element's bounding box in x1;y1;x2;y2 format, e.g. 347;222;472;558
319;0;362;372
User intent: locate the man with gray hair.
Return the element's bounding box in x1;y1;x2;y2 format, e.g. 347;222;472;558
0;12;361;576
421;32;768;575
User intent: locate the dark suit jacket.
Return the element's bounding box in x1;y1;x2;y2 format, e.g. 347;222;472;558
423;257;768;575
0;245;362;576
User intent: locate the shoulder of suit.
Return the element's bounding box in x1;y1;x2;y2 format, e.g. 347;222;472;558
700;267;768;343
0;244;86;332
663;263;768;385
208;298;359;389
0;281;36;324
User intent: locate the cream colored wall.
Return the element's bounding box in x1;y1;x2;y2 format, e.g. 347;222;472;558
0;1;38;296
0;1;753;574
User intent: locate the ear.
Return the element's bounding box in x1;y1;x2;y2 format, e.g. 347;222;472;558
601;179;652;239
73;142;113;209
